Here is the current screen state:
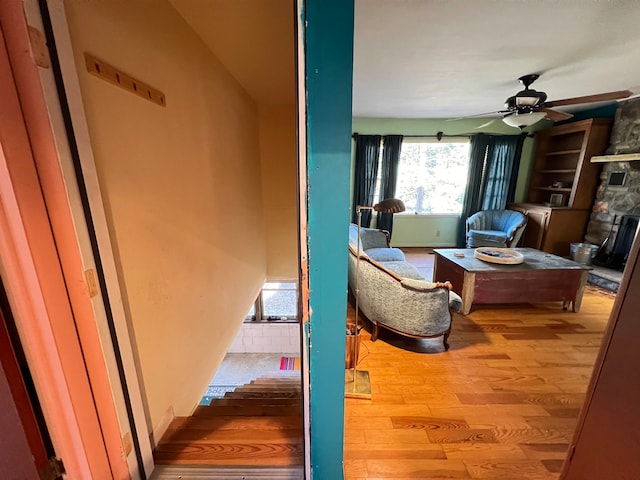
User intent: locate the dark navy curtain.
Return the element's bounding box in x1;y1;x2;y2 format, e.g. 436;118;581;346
376;135;403;235
457;134;526;246
481;134;526;210
352;134;382;227
457;135;490;247
505;134;527;204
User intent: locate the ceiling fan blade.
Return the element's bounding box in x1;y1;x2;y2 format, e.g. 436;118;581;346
446;111;504;121
475;117;501;129
541;108;573;122
547;90;632;107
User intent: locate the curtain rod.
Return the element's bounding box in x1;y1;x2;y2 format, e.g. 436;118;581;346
352;132;466;140
352;131;533;140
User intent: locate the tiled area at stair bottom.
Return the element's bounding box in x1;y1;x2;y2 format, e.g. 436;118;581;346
201;353;290;405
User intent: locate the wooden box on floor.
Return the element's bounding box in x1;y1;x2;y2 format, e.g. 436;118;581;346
345;333;359;369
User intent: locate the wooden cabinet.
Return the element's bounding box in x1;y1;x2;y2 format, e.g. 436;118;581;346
511;118;611;256
510;203;591;257
511;204;548;250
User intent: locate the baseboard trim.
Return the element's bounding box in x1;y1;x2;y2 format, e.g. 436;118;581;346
150;406;174;449
150;465;304;479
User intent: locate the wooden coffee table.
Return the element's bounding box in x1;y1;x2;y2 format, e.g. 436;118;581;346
433;248;591;314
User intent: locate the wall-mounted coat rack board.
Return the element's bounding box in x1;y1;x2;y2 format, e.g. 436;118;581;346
84;53;166;107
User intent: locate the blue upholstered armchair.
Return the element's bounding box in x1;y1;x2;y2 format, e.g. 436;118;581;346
465;209;528;248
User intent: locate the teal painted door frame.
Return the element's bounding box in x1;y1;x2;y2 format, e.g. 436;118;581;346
304;0;354;477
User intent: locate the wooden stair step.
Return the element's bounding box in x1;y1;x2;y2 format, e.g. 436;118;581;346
153;441;303;466
247;386;300;391
206;398;301;407
249;380;300;387
223;391;301;400
251;375;300;381
193;405;302;417
241;379;300;385
233;385;301;393
254;373;300;380
169;415;302;431
160;427;302;444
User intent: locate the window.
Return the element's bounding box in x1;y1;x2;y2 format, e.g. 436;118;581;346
246;282;298;322
395;138;470;214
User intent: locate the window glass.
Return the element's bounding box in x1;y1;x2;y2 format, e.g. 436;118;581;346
396;139;470;214
262;282;297;320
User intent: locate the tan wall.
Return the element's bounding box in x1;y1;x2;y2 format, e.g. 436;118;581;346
259;106;298;280
63;0;267;430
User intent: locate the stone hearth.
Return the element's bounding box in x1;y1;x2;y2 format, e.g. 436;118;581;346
588;265;622;293
584;98;640;283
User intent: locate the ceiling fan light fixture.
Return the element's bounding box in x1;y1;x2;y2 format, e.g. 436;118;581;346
506;89;547;109
503;111;547;128
515;95;541;107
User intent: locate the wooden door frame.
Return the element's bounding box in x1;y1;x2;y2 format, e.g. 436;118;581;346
0;1;145;477
25;0;153;475
295;0;311;476
42;0;312;476
26;1;353;478
0;18;112;480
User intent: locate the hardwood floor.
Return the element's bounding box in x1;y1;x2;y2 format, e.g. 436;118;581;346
152;249;614;477
344;250;615;479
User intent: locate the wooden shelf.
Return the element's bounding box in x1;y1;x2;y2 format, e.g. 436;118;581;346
534;186;573;192
526;119;611;210
592;152;640;163
516;118;612;256
546;149;582;156
537;169;577;174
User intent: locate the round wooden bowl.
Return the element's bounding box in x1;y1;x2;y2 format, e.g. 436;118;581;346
474;247;524;265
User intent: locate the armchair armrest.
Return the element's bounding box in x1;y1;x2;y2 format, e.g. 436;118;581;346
401;278;462;312
465;212;486;232
400;278;452;292
504;216;528;240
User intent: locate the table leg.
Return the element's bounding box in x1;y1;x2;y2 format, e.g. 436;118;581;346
572;271;589;313
461;272;475;315
432;257;439;282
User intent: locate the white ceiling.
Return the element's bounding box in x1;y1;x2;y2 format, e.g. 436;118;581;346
172;0;640;120
353;0;640;118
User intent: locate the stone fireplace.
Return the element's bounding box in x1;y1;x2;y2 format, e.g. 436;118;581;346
584;98;640;271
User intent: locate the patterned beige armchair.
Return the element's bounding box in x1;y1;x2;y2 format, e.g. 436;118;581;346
347;224;462;350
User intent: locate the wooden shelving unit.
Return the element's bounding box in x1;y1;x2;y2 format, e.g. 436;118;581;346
511;118;612;256
533;186;573;193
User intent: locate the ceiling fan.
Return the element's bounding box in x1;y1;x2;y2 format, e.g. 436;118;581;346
475;74;632;129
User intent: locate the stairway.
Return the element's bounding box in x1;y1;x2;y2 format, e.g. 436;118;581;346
154;371;303;467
